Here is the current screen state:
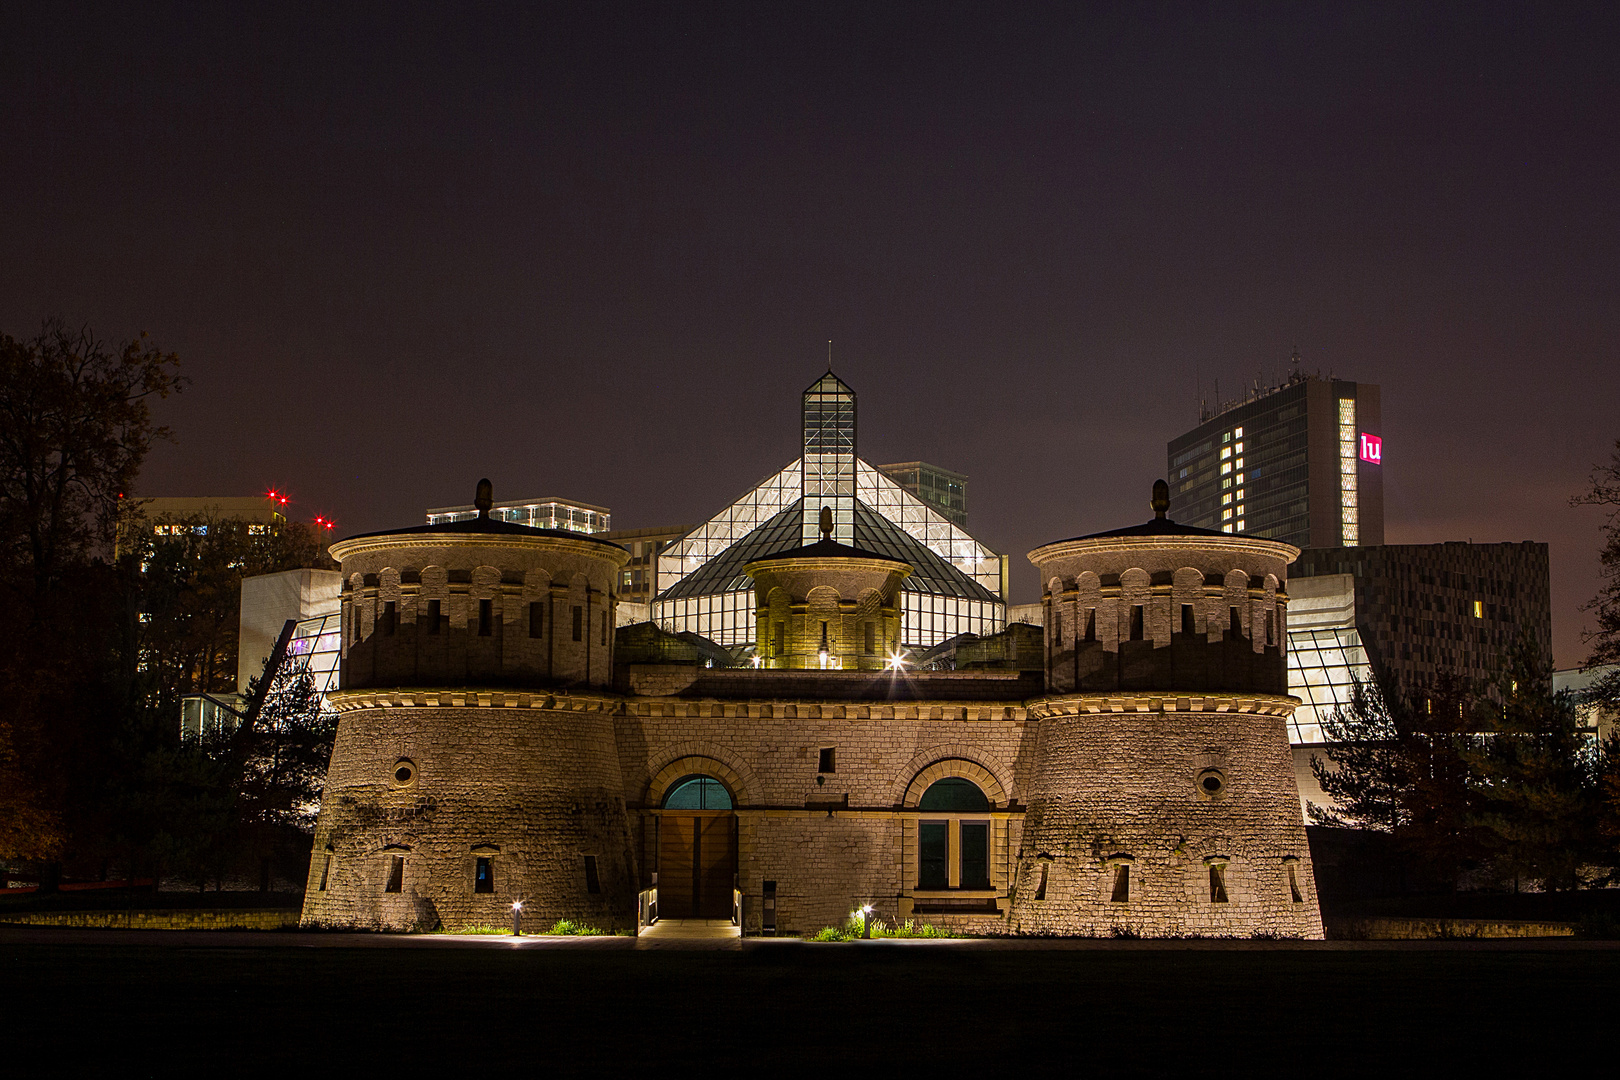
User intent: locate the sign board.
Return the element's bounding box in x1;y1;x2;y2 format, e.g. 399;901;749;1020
1359;433;1382;464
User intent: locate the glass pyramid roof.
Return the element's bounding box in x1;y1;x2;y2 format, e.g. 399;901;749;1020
658;498;1001;603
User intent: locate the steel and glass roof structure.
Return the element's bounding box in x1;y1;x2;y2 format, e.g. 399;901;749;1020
651;372;1005;649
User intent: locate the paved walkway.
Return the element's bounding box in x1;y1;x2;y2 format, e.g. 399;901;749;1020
635;918;741;947
2;925;1616;951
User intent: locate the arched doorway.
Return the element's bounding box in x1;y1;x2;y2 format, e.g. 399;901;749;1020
657;775;737;919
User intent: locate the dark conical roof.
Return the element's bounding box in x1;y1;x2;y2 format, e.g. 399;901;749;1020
748;537;904;563
1053;478;1229;543
334;515;627;551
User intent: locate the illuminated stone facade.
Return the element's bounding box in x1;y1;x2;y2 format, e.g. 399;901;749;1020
302;434;1322;939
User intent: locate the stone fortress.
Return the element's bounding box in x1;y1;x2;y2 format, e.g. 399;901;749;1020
301;373;1323;938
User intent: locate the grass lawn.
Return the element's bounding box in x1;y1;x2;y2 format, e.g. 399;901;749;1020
6;941;1613;1073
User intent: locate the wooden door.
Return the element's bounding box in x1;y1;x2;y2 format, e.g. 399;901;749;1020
695;815;735;918
656;812;735;919
658;815;697;918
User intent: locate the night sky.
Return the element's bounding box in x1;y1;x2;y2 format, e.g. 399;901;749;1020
3;3;1617;667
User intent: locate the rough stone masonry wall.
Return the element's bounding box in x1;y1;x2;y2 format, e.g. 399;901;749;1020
614;703;1037;935
1010;697;1324;939
301;696;638;932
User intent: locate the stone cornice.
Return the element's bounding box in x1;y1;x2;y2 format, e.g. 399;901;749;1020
1026;691;1299;719
326;687;623;713
325;686;1031;720
1028;533;1300;566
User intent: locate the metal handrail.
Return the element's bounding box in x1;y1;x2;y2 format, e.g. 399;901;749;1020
732;888;743;932
637;887;658;932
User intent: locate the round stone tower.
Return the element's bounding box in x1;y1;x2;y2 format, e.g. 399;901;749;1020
300;481;639;932
1008;481;1323;938
744;507;910;670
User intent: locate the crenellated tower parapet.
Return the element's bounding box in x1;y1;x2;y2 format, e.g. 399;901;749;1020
329;479;629;691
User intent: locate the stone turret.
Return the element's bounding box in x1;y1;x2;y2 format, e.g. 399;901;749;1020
302;481;638;933
744;506;910;670
1008;481;1322;938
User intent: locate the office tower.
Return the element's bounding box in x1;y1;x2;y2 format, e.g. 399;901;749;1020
877;462;969;527
426;496;611;534
1167;374;1383;549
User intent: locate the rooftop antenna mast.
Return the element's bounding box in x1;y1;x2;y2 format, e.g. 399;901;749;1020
828;340;833;373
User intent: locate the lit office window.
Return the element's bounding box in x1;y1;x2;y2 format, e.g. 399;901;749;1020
1339;397;1359;545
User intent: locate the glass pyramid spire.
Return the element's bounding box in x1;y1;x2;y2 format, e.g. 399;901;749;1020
650;372;1006;649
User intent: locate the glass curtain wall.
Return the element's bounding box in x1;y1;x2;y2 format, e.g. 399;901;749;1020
1285;625;1371;744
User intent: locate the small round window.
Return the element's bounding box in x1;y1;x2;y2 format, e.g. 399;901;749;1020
1197;768;1226;798
393;759;417;787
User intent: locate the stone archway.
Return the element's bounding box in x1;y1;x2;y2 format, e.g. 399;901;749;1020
654;772;737;919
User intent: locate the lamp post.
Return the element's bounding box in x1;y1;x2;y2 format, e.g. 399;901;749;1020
511;900;523;937
861;904;873;939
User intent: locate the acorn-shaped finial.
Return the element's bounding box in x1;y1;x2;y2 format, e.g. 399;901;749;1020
475;478;494;519
1151;479;1170;520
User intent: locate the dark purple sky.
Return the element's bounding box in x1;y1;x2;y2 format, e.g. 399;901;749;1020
3;3;1617;667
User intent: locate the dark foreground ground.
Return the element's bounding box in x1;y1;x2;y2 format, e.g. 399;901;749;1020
5;931;1615;1075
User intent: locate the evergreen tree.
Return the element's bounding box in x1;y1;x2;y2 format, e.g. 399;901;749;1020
1310;670;1487;888
1572;438;1620;711
1464;641;1602;890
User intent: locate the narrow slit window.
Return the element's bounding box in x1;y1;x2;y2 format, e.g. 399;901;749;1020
385;855;404;893
1034;862;1048;901
1111;864;1130;903
818;747;836;773
475;857;494;894
383;601;397;636
529;601;543;638
864;621;875;654
1053;611;1062;642
1209;864;1228;903
773;622;785;656
1266;609;1274;645
1229;606;1242;638
1084;608;1096;641
318;855;331;891
601;612;607;646
572;605;583;641
1130;605;1144;640
1181;604;1194;636
1288;865;1303;903
478;598;493;636
583;855;601;894
427;599;442;635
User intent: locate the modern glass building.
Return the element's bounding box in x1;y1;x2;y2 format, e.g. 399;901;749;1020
426;497;611;533
652;373;1006;649
1166;373;1383;549
1284;574;1372;745
1292;541;1552;696
877;461;969;527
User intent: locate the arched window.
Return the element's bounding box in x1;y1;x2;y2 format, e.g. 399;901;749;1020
663;775;734;810
917;777;990;812
916;777;991;890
